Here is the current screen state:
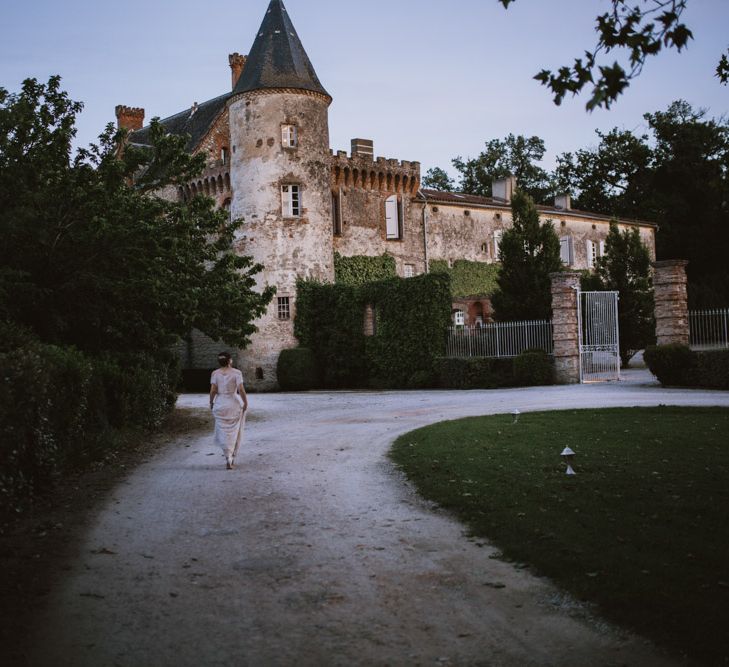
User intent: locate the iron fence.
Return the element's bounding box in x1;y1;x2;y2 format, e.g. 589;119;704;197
689;308;729;350
446;320;553;358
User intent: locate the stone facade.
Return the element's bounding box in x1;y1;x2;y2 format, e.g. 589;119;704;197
119;0;658;390
550;272;581;384
652;260;690;346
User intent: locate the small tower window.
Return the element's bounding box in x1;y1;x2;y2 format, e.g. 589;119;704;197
277;296;291;320
221;146;229;164
332;189;342;236
281;185;301;217
282;125;298;148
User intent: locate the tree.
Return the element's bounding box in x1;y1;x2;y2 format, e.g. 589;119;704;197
450;134;552;202
497;0;728;110
581;222;654;367
553;128;653;218
421;166;454;191
0;76;274;355
490;189;563;320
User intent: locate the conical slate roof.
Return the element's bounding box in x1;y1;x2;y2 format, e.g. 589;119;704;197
233;0;330;99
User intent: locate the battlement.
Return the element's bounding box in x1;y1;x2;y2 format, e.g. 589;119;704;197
115;105;145;131
330;139;420;194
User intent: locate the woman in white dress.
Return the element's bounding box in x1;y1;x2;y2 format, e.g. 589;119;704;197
209;352;248;469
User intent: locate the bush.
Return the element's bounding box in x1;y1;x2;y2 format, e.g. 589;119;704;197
513;349;554;386
435;357;516;389
407;369;437;389
644;344;696;386
693;350;729;390
277;347;319;391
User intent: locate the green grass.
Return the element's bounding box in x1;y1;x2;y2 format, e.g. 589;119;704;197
390;407;729;664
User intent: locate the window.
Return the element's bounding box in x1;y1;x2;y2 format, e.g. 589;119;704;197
560;235;574;265
221;146;229;164
599;240;606;257
277;296;291;320
586;240;598;268
403;263;415;278
332;189;342;236
385;195;403;240
493;230;503;260
281;185;300;217
454;310;465;326
282;124;298;148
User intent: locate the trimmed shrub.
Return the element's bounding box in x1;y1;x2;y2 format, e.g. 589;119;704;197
644;344;696;386
513;349;554;386
277;348;319;391
435;357;516;389
693;350;729;390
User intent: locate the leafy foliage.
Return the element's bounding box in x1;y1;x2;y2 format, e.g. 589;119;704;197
0;77;274;354
491;190;562;320
333;252;396;286
276;348;319;391
581;223;654;366
421;167;455;191
295;274;451;389
644;345;729;389
497;1;722;110
429;259;500;297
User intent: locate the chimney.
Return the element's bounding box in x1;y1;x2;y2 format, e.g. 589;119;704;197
190;102;199;117
554;193;572;210
229;52;247;90
351;138;374;159
115;105;145;131
492;175;516;203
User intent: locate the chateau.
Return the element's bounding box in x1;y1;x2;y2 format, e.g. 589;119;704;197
116;0;656;390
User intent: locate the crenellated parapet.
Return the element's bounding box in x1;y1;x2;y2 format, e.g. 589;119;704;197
178;163;232;206
330;140;420;194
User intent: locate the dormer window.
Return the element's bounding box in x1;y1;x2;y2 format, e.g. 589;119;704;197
282;124;298;148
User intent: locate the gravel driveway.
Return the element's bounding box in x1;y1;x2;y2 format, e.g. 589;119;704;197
30;371;729;666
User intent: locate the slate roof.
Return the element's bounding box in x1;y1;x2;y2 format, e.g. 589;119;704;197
418;189;657;228
233;0;330;99
129;92;232;152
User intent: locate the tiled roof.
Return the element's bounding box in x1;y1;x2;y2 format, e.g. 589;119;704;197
233;0;330;99
418;189;657;228
129;92;231;152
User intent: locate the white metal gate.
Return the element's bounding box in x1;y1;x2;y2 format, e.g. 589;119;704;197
577;290;620;383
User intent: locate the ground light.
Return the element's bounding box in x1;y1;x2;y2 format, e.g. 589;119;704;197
511;409;520;424
561;446;576;475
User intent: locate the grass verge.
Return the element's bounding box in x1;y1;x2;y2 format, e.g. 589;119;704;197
390;406;729;664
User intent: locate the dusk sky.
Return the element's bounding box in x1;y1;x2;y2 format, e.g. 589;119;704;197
2;0;727;178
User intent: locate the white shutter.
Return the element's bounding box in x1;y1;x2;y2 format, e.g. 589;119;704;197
586;240;594;268
599;240;606;257
493;230;503;259
560;236;574;265
385;195;399;239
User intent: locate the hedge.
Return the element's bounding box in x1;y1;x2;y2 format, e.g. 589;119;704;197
644;344;729;390
292;273;451;389
435;350;554;389
429;259;500;297
0;323;179;520
277;348;319;391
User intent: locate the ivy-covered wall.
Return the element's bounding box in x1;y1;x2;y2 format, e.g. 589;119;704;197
293;273;451;389
334;252;397;286
430;259;500;297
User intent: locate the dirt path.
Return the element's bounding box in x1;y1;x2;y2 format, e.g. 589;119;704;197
28;374;729;666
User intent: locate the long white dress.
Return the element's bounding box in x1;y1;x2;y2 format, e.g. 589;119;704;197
211;368;246;461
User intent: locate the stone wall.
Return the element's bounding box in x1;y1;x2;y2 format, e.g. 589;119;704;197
652;260;690;346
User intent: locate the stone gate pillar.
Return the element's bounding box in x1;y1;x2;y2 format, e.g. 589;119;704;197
652;260;689;346
550;272;581;384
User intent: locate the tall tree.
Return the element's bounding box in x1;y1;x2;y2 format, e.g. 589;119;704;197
581;223;654;367
491;189;563;320
497;0;727;109
421;166;455;191
0;76;274;354
450;134;552;202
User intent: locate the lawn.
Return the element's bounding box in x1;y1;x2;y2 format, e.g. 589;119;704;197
390;407;729;664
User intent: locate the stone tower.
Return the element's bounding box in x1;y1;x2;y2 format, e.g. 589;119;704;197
228;0;334;389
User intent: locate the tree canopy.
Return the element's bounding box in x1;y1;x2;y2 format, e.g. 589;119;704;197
0;76;274;356
490;190;563;320
497;0;728;110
